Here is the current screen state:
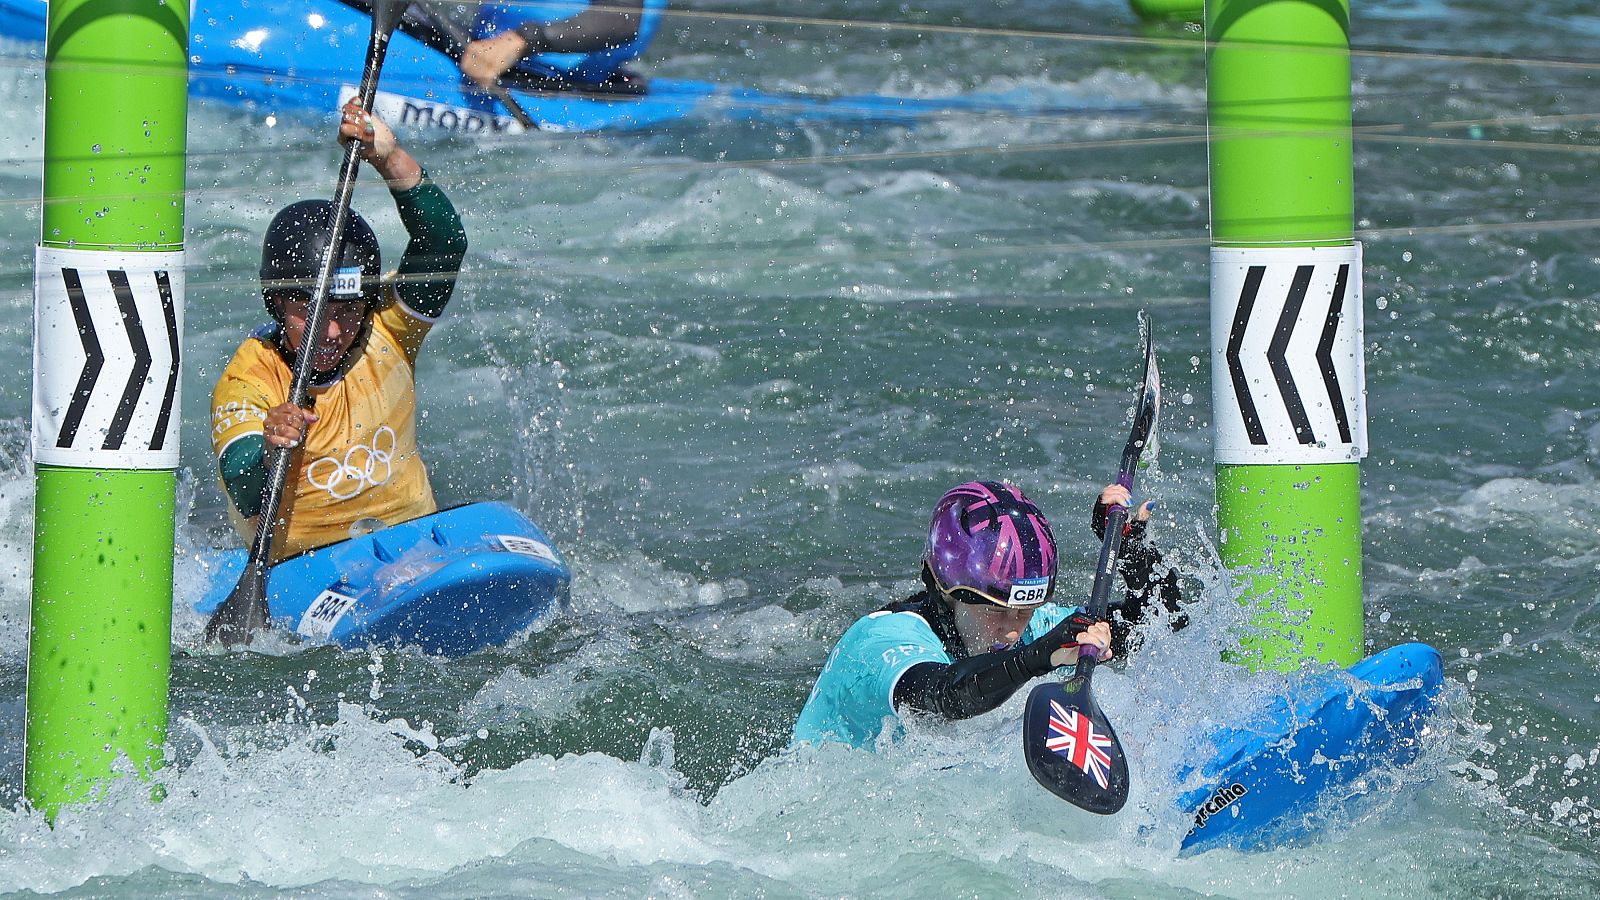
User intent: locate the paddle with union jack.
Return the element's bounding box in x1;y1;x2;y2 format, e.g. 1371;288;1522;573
1022;320;1161;815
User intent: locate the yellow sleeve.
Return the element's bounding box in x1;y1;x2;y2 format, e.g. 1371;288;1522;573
210;340;286;458
376;283;438;367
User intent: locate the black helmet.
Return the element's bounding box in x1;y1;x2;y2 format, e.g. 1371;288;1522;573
259;199;382;319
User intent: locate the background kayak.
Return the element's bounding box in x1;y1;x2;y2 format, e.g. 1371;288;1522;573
0;0;1149;133
0;0;1593;895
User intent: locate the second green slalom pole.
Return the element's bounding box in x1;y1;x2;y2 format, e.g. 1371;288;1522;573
1207;0;1366;670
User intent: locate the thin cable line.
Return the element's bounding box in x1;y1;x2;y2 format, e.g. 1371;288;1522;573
0;209;1576;303
2;120;1597;226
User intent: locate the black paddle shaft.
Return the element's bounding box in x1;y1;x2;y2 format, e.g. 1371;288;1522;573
1074;331;1159;681
205;0;406;646
1021;322;1160;815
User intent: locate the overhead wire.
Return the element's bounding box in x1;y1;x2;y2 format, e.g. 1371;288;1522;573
0;0;1594;139
0;0;1591;174
104;204;1595;314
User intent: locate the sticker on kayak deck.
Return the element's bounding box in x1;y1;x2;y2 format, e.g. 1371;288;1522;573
1045;699;1114;789
33;247;184;469
1211;245;1367;465
337;86;529;136
496;535;559;564
1188;782;1249;832
297;589;358;639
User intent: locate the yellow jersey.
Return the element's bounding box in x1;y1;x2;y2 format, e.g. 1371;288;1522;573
210;292;438;560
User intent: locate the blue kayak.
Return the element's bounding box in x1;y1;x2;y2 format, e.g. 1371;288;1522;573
194;501;571;655
1177;642;1446;853
0;0;1140;133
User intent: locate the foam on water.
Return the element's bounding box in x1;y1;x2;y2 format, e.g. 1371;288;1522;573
0;423;31;662
0;624;1541;898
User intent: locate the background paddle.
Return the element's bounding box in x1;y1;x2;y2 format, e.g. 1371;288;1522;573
406;1;539;129
1022;323;1161;815
204;0;408;646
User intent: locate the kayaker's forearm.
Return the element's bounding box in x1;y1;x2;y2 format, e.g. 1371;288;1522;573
392;170;468;317
894;646;1048;722
219;435;269;519
515;0;644;54
370;144;422;191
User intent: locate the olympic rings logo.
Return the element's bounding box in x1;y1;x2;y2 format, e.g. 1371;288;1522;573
304;426;396;500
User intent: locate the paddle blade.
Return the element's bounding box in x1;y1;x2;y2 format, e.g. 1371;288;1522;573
1023;677;1130;815
1136;327;1160;447
1118;323;1161;485
203;564;269;647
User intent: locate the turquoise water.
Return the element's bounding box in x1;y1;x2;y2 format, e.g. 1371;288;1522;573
0;0;1598;895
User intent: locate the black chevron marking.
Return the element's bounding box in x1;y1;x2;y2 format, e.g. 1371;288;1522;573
1226;265;1267;445
56;268;103;448
149;270;180;451
1268;265;1316;445
104;270;152;451
1317;264;1354;444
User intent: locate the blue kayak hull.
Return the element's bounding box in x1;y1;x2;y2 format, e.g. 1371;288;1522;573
1178;642;1446;853
0;0;938;133
195;501;571;655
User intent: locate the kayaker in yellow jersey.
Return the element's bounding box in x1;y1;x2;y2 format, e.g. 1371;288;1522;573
210;98;468;560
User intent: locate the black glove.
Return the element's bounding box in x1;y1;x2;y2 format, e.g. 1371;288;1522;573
1092;497;1188;658
1107;547;1187;657
1015;610;1103;675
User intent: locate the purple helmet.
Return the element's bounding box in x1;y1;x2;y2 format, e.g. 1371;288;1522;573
923;481;1057;608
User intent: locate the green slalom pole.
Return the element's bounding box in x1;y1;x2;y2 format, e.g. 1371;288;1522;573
1207;0;1365;670
26;0;188;816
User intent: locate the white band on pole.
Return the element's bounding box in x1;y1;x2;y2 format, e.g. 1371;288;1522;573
1211;244;1366;465
32;246;185;468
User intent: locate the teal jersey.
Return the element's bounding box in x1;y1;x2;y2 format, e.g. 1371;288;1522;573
792;601;1077;749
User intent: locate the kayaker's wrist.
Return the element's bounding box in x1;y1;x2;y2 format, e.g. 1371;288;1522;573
373;146;423;192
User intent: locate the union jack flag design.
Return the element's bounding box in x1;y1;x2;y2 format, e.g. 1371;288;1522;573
1045;698;1114;790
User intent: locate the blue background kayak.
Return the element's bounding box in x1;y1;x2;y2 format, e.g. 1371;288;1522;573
0;0;1120;133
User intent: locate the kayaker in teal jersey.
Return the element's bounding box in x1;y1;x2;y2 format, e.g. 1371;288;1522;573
459;0;664;91
793;480;1185;749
